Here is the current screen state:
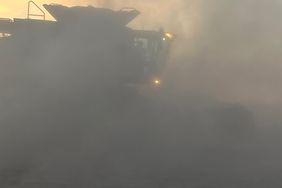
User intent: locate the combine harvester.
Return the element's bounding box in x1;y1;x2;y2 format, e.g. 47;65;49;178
0;2;256;187
0;1;175;88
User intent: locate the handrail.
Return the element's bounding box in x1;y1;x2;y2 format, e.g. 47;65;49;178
27;1;45;20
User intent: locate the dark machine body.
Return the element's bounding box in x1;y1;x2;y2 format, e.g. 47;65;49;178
0;2;175;86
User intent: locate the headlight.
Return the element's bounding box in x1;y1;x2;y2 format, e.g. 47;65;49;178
164;32;175;39
153;79;161;86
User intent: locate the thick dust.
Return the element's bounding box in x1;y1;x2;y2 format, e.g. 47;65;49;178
0;1;282;187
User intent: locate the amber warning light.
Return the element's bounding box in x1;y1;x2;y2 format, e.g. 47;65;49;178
153;79;161;86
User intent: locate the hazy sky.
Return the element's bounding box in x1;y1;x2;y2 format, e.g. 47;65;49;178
0;1;103;18
0;1;166;18
0;0;192;32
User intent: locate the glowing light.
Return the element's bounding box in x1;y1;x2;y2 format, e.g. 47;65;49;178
153;79;161;85
165;32;175;39
0;33;11;38
162;32;175;41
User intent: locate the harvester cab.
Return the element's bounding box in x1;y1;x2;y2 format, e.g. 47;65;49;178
133;29;175;86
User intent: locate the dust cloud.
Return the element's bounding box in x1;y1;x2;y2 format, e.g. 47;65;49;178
0;0;282;187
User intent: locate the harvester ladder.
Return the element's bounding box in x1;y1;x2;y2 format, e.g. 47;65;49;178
27;1;46;20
